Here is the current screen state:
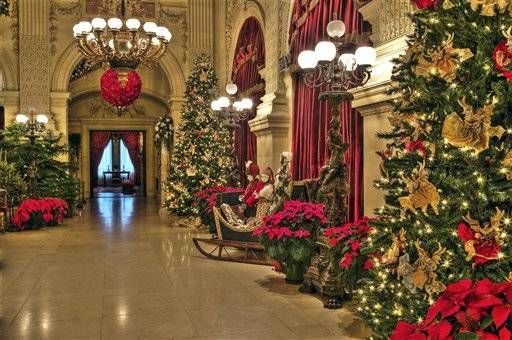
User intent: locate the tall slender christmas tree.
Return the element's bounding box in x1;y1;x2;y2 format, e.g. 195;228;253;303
355;0;512;337
164;54;232;215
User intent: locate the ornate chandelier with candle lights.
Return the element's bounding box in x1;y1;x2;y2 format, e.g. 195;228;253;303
72;0;172;70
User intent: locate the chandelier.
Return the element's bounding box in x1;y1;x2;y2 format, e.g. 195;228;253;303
72;0;172;69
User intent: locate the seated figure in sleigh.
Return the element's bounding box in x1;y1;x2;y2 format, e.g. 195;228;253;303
193;153;294;264
214;164;275;242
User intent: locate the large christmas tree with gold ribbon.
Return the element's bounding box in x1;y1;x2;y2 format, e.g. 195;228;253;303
164;54;232;215
354;0;512;337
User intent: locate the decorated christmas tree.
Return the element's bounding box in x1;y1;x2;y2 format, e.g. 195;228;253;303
164;54;232;215
355;0;512;337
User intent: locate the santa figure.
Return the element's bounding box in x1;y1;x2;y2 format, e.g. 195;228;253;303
246;167;274;208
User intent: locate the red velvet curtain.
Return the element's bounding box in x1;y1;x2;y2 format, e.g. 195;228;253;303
232;17;265;185
91;131;111;186
289;0;364;222
120;132;142;185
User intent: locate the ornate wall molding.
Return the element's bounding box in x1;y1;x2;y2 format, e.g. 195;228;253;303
10;0;18;54
225;0;248;77
359;0;414;46
49;0;81;56
19;36;50;114
87;98;147;119
159;6;188;62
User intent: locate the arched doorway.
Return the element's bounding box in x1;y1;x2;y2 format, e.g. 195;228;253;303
51;43;186;199
231;16;265;185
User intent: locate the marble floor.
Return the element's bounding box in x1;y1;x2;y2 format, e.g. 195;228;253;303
1;197;368;340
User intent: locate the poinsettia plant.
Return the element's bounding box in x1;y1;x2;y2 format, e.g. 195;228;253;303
100;68;142;109
195;185;243;232
411;0;437;10
253;201;327;283
324;217;377;292
391;278;512;340
12;197;68;230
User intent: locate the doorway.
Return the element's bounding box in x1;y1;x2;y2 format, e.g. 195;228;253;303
90;130;146;198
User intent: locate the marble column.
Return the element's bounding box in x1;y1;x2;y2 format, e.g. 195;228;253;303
18;0;51;117
187;0;214;58
248;0;293;171
50;91;70;137
349;0;414;215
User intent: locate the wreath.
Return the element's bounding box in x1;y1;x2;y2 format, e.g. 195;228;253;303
154;114;174;146
100;68;142;108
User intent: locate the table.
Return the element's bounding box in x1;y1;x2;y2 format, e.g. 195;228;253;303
103;171;130;187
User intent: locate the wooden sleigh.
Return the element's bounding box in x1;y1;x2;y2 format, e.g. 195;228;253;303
193;182;310;265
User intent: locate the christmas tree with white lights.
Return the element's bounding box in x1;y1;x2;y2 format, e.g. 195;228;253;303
354;0;512;337
164;54;232;215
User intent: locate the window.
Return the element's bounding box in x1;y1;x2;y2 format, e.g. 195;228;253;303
97;140;113;185
120;140;135;177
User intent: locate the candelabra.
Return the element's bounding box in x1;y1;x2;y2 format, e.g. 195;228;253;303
15;111;48;196
298;18;376;226
211;83;254;186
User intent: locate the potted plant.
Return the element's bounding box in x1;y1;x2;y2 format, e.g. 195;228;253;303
323;217;377;293
253;200;327;283
12;197;68;230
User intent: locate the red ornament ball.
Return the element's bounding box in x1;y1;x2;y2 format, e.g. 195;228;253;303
100;68;142;108
493;40;512;81
410;0;437;9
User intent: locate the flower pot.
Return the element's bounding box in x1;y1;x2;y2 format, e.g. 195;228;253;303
285;261;304;284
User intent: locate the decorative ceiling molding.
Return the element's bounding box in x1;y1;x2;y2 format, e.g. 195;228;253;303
159;6;188;62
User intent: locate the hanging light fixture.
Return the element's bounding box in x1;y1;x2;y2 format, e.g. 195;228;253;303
72;0;172;69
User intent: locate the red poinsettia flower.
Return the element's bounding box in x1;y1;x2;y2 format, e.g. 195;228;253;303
350;241;361;251
294;229;311;238
363;258;374;270
266;226;293;240
339;251;358;269
410;0;437;9
390;321;426;340
426;279;474;323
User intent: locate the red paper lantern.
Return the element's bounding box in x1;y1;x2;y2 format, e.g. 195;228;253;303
100;68;142;108
493;40;512;81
